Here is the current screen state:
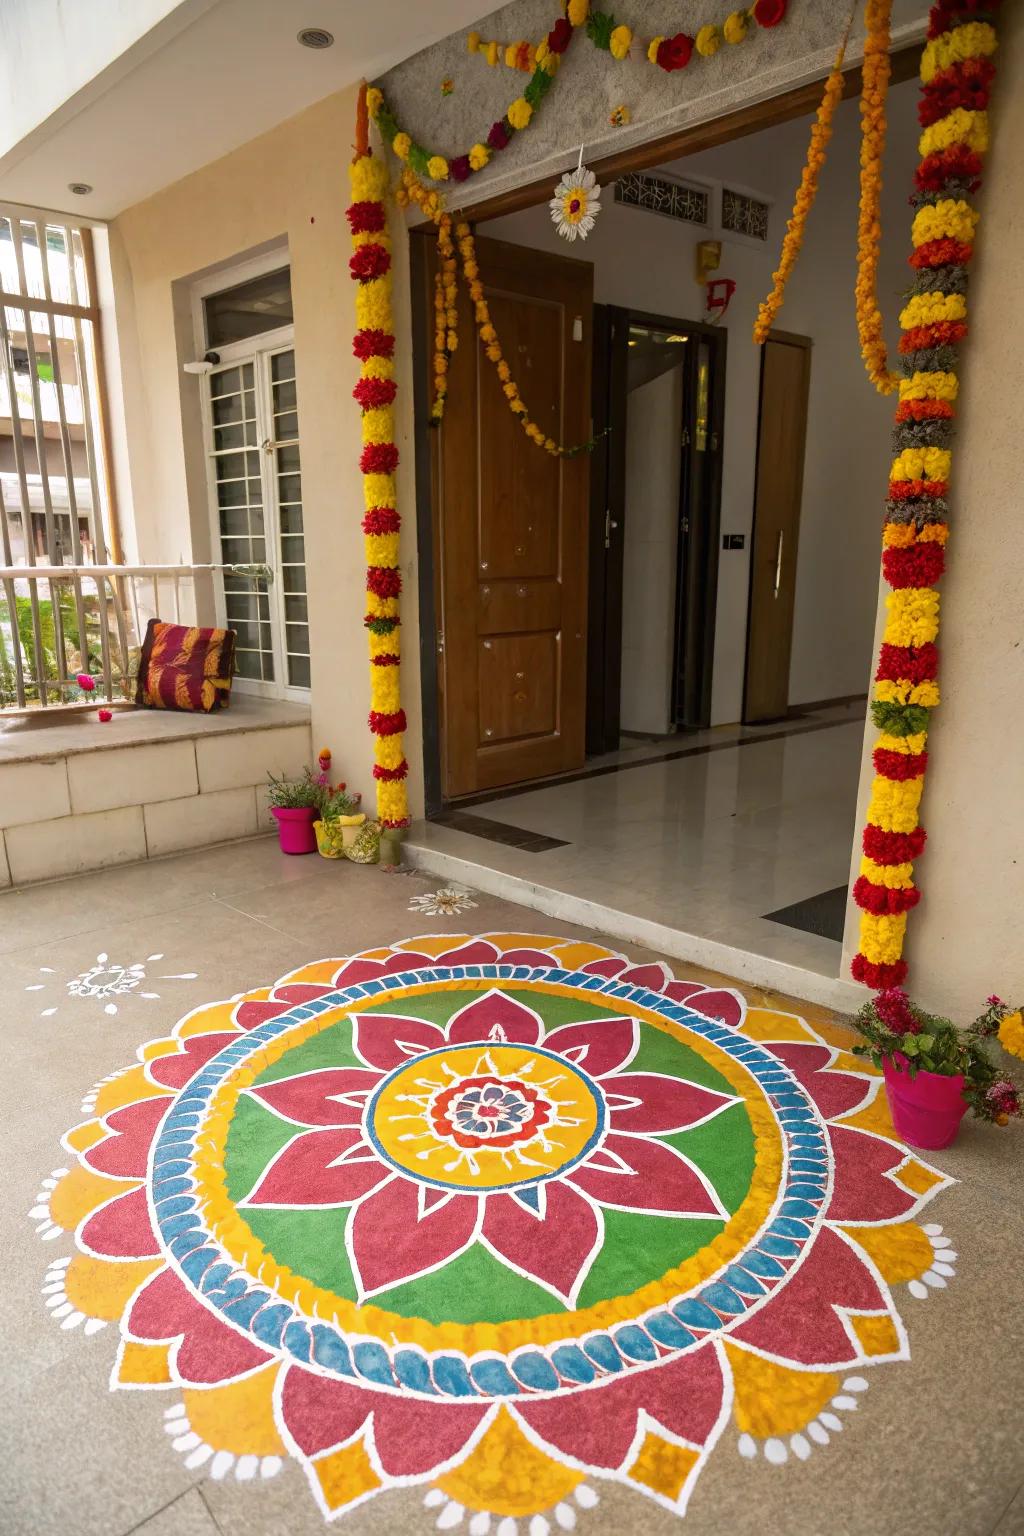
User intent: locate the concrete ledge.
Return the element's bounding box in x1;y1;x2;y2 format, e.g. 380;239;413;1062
0;699;312;885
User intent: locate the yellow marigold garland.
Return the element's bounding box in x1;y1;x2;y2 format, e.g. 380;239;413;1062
852;6;1001;987
856;0;900;393
753;7;854;343
348;90;409;827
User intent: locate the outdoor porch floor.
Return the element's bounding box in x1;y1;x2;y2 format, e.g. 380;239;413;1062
2;837;1022;1536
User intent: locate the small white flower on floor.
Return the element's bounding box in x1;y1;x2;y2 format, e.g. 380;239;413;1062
26;951;198;1019
408;886;479;917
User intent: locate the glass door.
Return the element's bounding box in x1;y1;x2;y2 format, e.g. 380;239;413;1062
202;335;308;695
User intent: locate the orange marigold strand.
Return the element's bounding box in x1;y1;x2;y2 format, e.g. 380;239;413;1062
856;0;900;393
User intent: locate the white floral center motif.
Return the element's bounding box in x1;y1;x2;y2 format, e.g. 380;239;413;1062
408;887;479;917
26;951;198;1018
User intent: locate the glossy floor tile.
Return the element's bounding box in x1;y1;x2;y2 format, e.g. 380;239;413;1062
410;716;866;986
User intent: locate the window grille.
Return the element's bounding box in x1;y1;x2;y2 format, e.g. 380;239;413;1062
721;187;770;241
614;173;710;227
0;208;111;570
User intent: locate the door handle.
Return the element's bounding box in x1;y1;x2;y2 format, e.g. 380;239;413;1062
604;508;619;549
773;530;784;599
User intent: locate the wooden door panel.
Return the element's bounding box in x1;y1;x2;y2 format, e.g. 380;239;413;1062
479;578;561;634
437;235;592;798
744;337;811;724
479;633;558;743
479;293;562;581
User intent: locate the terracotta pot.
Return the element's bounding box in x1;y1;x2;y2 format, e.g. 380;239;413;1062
883;1054;967;1150
270;805;317;855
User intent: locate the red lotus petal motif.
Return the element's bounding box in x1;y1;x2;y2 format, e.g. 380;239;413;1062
445;990;543;1046
765;1042;874;1120
281;1364;488;1474
604;1071;734;1134
434;940;501;966
618;962;672;989
352;1011;444;1071
517;1340;725;1469
84;1098;169;1178
497;947;563;966
827;1126;924;1222
542;1016;638;1078
332;952;434;986
570;1131;725;1217
685;988;745;1028
665;980;712;1003
244;1126;389;1207
730;1226;893;1366
481;1182;602;1306
582;958;628;978
80;1186;160;1259
347;1175;480;1298
148;1032;237;1089
249;1067;382;1127
129;1268;273;1385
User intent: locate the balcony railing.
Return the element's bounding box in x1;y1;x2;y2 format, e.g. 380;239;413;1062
0;562;271;712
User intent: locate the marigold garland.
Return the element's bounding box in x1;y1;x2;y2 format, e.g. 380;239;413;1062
348;91;410;828
856;0;900;393
753;7;853;343
367;8;585;186
584;1;787;67
852;1;1001;989
399;169;602;458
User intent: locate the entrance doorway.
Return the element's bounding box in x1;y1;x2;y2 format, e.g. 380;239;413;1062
743;332;812;723
587;309;725;755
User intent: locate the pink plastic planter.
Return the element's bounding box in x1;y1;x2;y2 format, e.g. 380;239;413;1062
271;806;318;855
883;1055;967;1150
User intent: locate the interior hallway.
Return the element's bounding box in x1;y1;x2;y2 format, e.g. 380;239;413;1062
411;703;866;986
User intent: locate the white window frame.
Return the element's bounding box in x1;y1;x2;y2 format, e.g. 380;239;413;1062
191;253;308;701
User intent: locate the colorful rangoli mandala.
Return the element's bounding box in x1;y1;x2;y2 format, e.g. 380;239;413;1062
35;935;958;1528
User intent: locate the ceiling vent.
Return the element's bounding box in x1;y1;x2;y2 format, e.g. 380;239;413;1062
297;27;334;49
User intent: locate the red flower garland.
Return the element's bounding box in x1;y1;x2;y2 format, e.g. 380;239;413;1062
899;319;968;353
862;825;928;865
918;56;995;125
362;507;400;535
360;442;399;474
346;200;386;234
875;641;939;684
366;566;401;598
353;328;394;359
908;237;973;269
353;375;397;409
349;244;391;282
915;143;983;190
873;747;929;780
657;34;694;71
881;542;946;587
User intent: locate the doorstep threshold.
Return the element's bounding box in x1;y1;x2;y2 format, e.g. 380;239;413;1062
403;836;864;1016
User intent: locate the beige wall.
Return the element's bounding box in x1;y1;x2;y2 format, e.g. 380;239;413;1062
107;87;423;813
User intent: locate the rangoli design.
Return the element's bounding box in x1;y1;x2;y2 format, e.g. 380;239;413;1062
34;934;958;1528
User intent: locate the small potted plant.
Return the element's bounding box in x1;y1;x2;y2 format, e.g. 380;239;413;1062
853;989;1023;1149
314;783;364;859
266;768;325;855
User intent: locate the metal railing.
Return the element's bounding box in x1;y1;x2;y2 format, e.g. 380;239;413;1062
0;561;271;712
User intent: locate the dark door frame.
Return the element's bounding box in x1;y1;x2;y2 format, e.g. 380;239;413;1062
588;306;726;754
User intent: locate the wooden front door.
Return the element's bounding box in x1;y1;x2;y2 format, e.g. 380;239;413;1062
436;235;592;797
743;334;811;723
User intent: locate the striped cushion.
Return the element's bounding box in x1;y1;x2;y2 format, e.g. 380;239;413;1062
135;620;236;712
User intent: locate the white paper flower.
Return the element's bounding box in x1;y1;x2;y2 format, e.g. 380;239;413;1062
550;166;601;242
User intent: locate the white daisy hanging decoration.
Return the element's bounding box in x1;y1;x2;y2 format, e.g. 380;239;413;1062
550;146;601;243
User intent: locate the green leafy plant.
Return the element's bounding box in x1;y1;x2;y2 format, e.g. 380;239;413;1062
265;768;326;811
854;988;1023;1125
320;783;361;820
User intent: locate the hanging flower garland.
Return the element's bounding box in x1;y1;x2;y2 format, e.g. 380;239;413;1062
752;7;854;343
856;0;901;393
399;168;602;457
365;7;584;188
584;1;787;70
851;1;1000;988
347;88;409;828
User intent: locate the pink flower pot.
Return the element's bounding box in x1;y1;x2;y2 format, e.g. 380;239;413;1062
271;805;318;855
883;1055;967;1150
